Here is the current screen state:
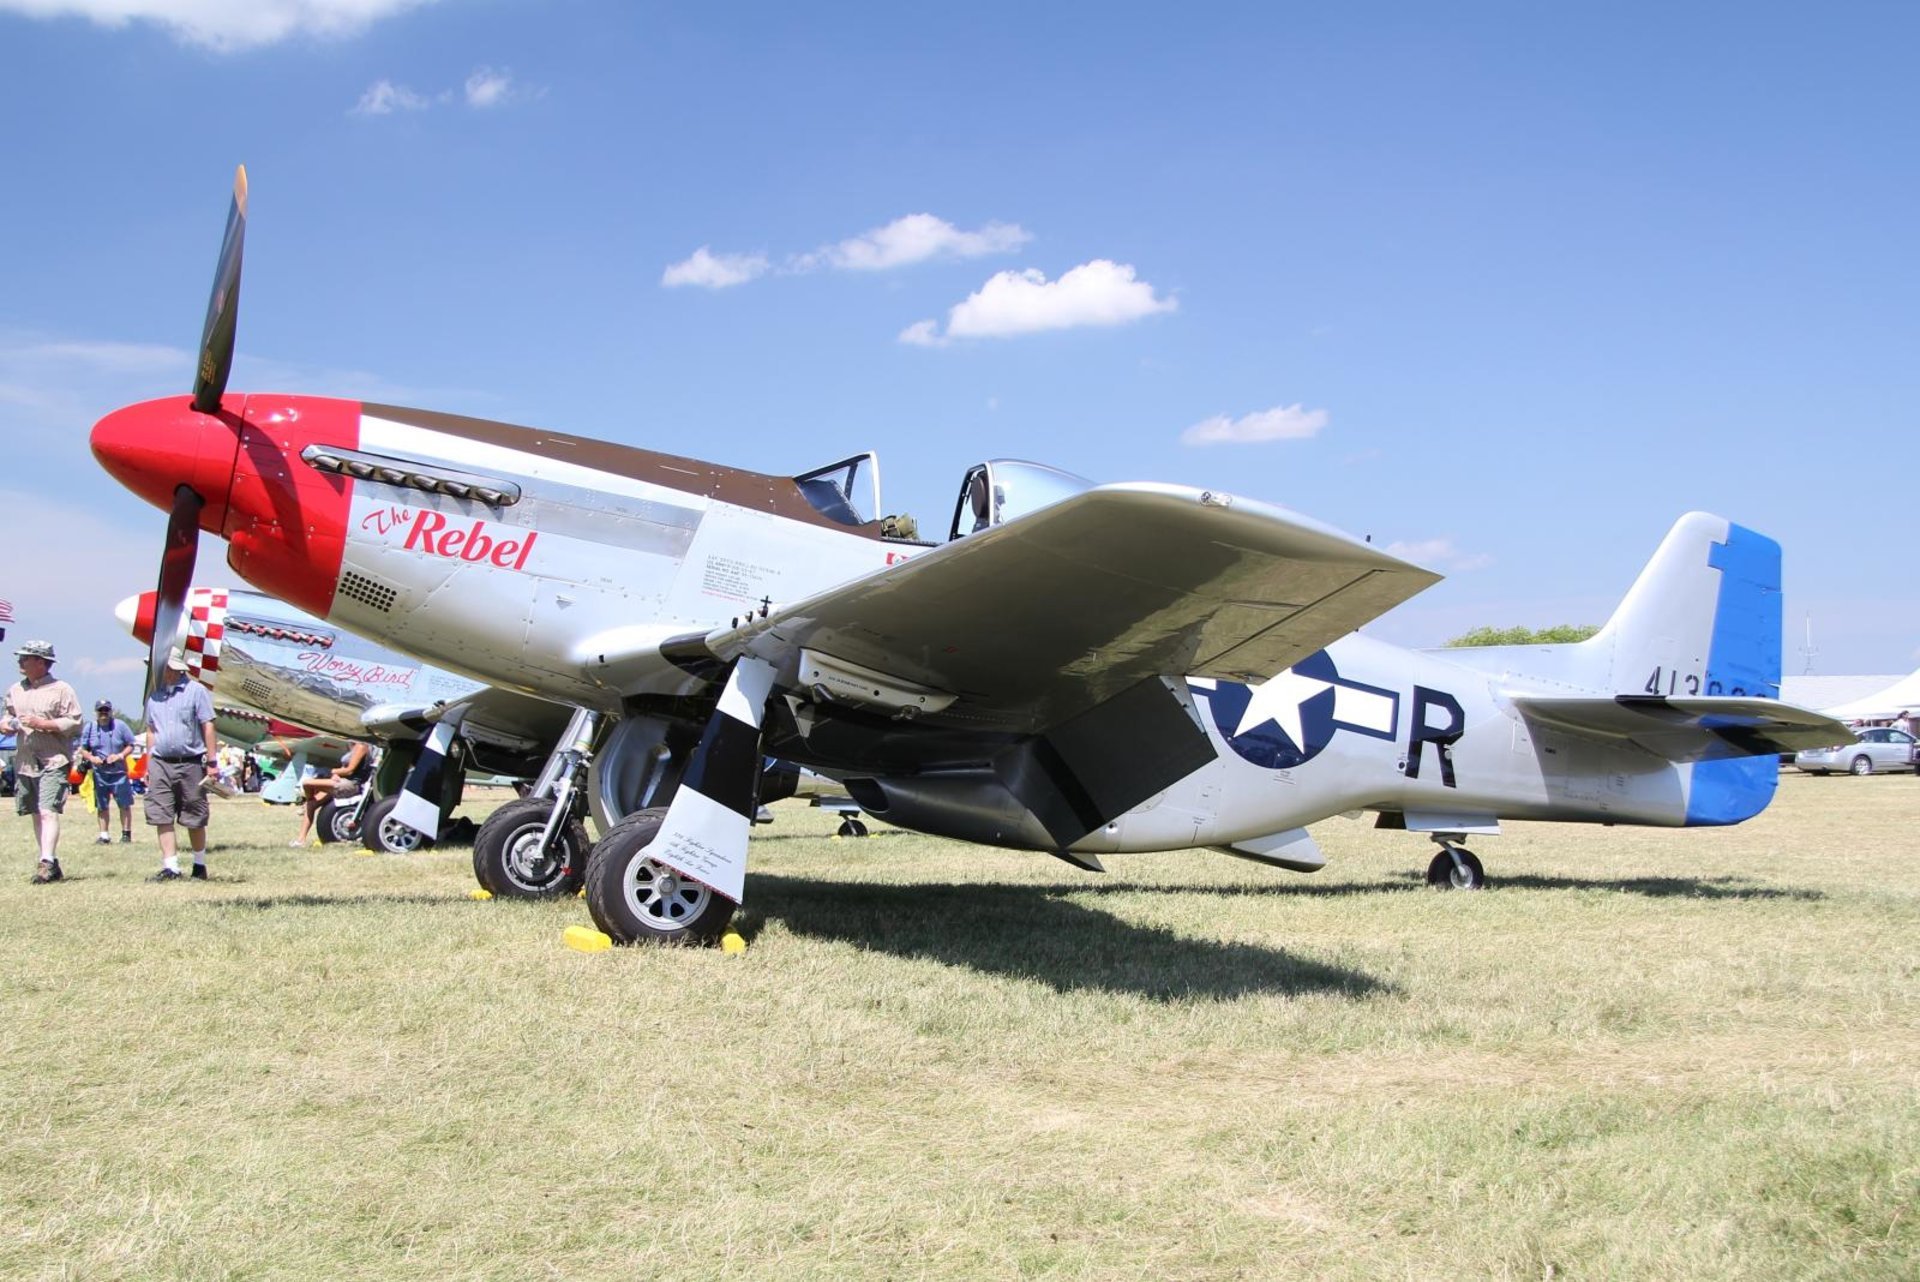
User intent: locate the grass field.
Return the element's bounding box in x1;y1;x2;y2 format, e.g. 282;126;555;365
1;772;1915;1279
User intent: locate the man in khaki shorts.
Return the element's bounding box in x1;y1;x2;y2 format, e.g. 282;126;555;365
142;649;219;881
2;640;82;883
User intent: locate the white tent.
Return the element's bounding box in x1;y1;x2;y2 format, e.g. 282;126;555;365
1821;668;1920;722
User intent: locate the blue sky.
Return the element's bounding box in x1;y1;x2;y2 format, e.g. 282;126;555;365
3;1;1915;716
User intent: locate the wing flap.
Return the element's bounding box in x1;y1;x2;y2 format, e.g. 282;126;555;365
1513;694;1855;761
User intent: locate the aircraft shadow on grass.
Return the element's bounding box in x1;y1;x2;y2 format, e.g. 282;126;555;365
738;873;1394;1002
212;893;484;912
196;871;1810;1000
749;829;912;844
1459;873;1825;901
1059;872;1827;903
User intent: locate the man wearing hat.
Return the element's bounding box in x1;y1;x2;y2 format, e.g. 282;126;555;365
0;640;82;883
78;698;137;845
141;648;218;881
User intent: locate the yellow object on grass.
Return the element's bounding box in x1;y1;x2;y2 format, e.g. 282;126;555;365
564;925;612;953
469;888;493;901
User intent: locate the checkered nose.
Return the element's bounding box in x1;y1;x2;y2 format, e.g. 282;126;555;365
115;589;228;685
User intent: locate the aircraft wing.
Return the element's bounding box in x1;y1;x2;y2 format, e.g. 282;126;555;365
703;483;1440;732
1511;695;1855;762
360;685;574;770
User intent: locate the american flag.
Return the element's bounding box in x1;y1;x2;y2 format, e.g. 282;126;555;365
0;598;12;623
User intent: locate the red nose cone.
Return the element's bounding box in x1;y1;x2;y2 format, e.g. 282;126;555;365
129;592;157;646
90;395;242;533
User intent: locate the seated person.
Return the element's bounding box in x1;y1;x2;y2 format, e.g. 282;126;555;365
292;741;374;846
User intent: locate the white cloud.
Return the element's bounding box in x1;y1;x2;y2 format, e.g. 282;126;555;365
353;79;429;115
69;656;148;678
795;214;1030;273
1181;403;1329;446
353;66;537;117
1384;537;1494;573
671;213;1029;292
464;66;514;108
905;260;1176;345
896;319;943;348
0;332;192;422
0;0;442;53
661;247;770;290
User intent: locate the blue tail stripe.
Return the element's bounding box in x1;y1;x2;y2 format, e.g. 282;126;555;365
1688;523;1781;825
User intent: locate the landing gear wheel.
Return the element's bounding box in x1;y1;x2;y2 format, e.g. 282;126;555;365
1426;847;1486;890
584;806;735;945
836;818;869;838
1849;755;1874;776
472;798;587;898
361;793;434;855
316;797;363;845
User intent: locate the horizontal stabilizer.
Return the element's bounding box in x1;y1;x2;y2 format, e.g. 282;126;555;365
1513;695;1854;762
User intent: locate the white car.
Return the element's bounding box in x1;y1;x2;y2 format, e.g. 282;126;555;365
1793;727;1918;775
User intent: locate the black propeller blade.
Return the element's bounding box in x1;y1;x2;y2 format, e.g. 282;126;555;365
191;164;248;415
145;485;205;704
146;164;245;700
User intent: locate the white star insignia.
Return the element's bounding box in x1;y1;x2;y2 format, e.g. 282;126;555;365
1233;668;1332;750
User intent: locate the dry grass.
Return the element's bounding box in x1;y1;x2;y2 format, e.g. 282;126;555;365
0;773;1915;1279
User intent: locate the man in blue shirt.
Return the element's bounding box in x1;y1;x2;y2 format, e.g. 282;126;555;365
77;699;137;845
141;650;219;882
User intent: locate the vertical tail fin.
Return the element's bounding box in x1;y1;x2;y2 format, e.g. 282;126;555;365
1589;511;1782;700
1587;512;1784;825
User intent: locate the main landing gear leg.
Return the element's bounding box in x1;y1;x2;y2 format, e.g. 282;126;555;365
584;658;777;946
472;708;600;898
1424;835;1486;890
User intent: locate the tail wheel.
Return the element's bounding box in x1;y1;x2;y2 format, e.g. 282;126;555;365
316;797;363;845
1426;847;1486;890
361;793;434;854
472;797;587;898
584;807;735;945
1849;755;1874;776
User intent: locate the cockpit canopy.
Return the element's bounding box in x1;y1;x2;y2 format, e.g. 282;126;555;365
949;460;1095;540
793;453;882;527
793;453;1094;541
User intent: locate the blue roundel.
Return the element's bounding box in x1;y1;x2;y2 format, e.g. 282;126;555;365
1202;649;1344;769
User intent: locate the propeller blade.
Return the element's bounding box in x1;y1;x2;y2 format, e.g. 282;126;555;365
145;485;205;703
190;164;248;414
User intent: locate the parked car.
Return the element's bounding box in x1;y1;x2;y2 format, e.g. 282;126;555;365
1793;727;1919;775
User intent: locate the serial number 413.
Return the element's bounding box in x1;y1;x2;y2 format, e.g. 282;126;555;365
1644;666;1750;697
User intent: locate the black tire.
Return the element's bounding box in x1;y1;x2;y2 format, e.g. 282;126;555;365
360;793;435;854
584;807;735;945
837;818;869;838
316;797;363;845
1426;847;1486;890
472;798;588;898
1849;755;1874;777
